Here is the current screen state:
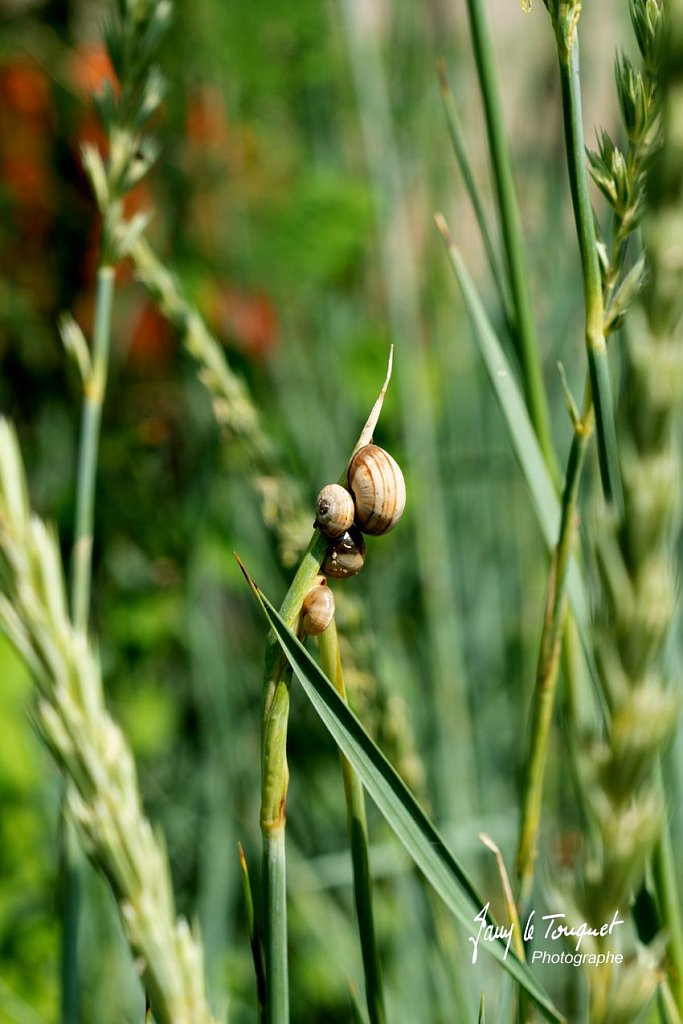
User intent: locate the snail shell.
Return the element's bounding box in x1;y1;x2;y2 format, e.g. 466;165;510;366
322;526;366;579
302;582;335;635
347;444;406;536
316;484;355;538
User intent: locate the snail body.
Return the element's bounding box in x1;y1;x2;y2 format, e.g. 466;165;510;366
322;526;366;579
316;484;355;538
347;444;406;536
302;581;336;635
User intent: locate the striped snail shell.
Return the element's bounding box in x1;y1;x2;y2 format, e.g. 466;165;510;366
316;484;355;538
322;525;366;579
347;444;406;536
302;581;335;635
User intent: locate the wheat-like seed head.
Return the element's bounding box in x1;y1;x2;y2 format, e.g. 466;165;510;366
0;420;219;1024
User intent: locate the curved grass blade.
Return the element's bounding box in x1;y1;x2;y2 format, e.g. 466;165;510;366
435;216;591;654
435;59;512;331
238;842;266;1021
236;560;565;1024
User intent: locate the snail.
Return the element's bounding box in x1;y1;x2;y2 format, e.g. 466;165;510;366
347;444;406;536
302;579;336;635
315;484;355;538
322;526;366;579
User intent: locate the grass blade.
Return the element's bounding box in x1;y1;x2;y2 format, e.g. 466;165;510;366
238;842;266;1021
557;33;623;515
464;0;558;484
436;59;512;329
435;216;592;656
318;620;386;1024
237;561;565;1024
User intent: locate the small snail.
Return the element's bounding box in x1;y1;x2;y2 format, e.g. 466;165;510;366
347;444;406;536
322;526;366;579
302;580;336;635
315;484;355;538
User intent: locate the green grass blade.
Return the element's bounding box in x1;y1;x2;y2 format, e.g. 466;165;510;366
318;621;386;1024
238;843;266;1021
436;217;591;652
238;565;565;1024
436;59;512;330
464;0;558;485
350;985;370;1024
478;992;486;1023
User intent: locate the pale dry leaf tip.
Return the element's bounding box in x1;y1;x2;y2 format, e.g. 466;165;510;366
353;344;394;454
478;832;524;958
434;211;454;249
478;831;498;854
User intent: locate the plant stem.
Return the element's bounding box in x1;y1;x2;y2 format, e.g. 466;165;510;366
71;265;115;629
464;0;557;485
59;817;80;1024
318;619;386;1024
436;59;514;332
263;829;288;1024
61;264;115;1024
516;392;593;908
555;27;623;517
260;534;354;1024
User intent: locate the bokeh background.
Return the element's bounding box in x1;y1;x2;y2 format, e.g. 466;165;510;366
0;0;637;1021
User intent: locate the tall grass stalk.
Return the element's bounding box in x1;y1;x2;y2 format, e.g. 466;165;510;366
70;266;114;631
562;0;683;1015
545;1;623;514
437;19;602;915
516;0;668;917
61;263;114;1024
435;59;513;332
60;0;172;1009
516;387;592;908
318;618;386;1024
464;0;557;485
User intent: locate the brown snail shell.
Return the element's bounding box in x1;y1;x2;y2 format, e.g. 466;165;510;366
322;526;366;579
302;582;335;635
347;444;406;536
315;484;355;538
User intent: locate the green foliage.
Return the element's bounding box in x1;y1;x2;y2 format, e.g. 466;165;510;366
0;0;681;1022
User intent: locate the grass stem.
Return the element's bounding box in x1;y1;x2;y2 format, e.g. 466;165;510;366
263;830;289;1024
556;30;623;516
516;392;593;908
436;59;513;332
61;263;114;1024
70;265;115;629
464;0;557;485
318;619;386;1024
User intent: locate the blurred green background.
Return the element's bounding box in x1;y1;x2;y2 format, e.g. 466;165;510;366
0;0;638;1021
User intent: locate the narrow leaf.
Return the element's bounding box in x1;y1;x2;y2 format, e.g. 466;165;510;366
436;217;592;660
436;59;512;328
238;563;565;1024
